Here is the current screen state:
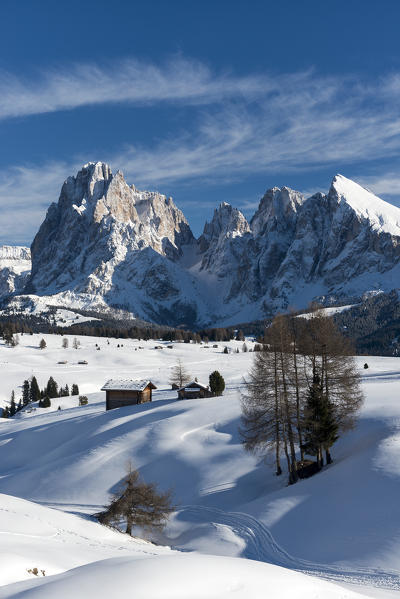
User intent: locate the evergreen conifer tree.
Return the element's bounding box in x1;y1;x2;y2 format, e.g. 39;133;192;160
29;377;40;403
321;398;339;464
302;374;339;468
302;375;325;468
209;371;225;396
9;391;16;417
46;377;58;398
71;383;79;396
22;380;30;406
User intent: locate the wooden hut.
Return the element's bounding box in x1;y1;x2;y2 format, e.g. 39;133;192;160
177;381;212;400
102;379;157;411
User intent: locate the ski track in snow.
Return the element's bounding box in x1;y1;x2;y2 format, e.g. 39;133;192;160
177;505;400;591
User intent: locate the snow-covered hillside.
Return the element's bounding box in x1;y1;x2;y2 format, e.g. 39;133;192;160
0;493;172;586
1;334;400;597
0;550;369;599
8;162;400;327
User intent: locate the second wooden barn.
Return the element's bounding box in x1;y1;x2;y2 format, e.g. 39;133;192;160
177;380;213;399
102;379;157;411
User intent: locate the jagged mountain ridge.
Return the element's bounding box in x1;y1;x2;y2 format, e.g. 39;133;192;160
0;246;31;298
3;163;400;327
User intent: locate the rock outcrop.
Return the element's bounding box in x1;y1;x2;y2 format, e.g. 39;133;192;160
26;162;196;321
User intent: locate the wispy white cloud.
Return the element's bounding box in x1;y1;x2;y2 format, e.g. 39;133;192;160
0;162;72;245
357;173;400;197
0;57;274;119
2;59;400;243
109;94;400;189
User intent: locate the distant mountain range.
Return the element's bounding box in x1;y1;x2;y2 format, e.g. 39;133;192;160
1;162;400;328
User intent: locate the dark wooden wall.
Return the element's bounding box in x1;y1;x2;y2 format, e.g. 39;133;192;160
106;388;152;411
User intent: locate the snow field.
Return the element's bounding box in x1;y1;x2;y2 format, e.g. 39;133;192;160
1;334;400;596
0;332;253;408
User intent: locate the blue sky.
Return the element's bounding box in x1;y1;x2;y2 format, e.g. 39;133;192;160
2;0;400;244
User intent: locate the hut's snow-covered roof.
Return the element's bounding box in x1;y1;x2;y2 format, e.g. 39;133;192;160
101;379;156;392
178;380;208;392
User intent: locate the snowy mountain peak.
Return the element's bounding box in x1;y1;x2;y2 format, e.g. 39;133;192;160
251;186;304;236
27;163;195;300
200;202;250;249
0;245;30;261
61;162;138;225
0;245;31;297
329;174;400;236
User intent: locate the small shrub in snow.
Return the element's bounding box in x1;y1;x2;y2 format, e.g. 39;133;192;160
39;338;46;350
39;396;51;408
364;363;369;369
98;463;174;536
79;396;88;406
27;568;45;577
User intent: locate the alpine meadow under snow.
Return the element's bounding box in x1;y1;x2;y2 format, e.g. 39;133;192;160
0;333;400;597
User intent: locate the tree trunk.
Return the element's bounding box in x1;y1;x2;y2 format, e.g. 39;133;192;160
273;351;282;476
318;446;324;469
292;345;304;461
325;448;332;464
282;429;291;479
279;350;298;484
126;518;132;536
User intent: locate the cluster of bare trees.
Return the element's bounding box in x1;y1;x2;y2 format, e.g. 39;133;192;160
241;309;363;484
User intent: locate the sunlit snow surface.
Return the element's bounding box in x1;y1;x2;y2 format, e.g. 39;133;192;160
0;334;400;597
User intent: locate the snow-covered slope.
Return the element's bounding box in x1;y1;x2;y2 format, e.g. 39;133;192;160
1;334;400;596
0;552;369;599
0;246;31;298
13;165;400;326
0;493;171;586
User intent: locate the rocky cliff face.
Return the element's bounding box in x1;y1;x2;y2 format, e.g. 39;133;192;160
27;162;196;320
21;165;400;327
0;246;31;298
